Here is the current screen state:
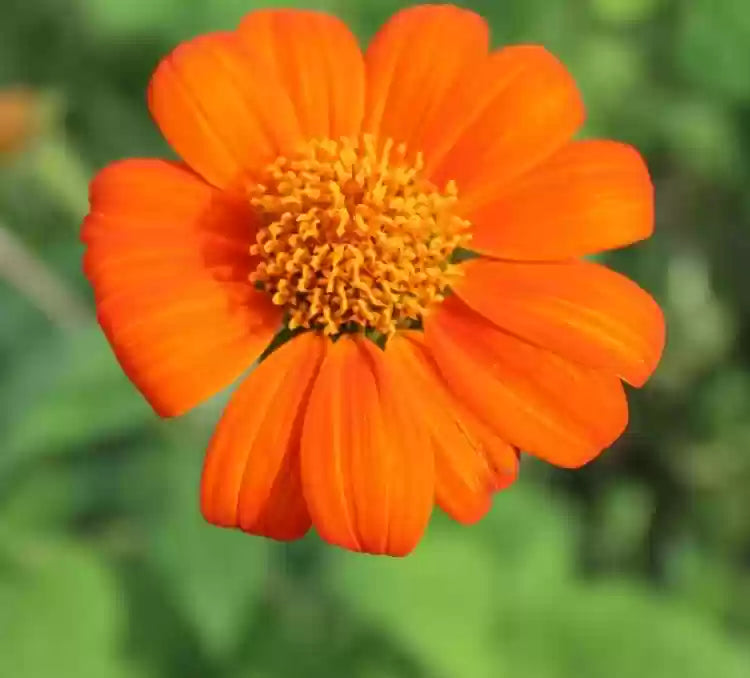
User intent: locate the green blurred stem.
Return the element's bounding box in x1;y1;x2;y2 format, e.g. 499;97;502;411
0;221;90;329
30;133;91;219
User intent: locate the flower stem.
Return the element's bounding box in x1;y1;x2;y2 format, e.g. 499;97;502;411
0;220;90;329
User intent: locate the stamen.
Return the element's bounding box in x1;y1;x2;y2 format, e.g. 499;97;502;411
249;135;470;336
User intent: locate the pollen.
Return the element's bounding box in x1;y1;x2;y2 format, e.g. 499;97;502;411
249;135;470;337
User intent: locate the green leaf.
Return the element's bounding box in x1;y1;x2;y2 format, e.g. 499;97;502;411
660;99;741;178
326;484;575;678
328;483;750;678
589;0;660;25
83;0;187;39
0;531;142;678
677;0;750;102
330;526;501;678
84;0;348;42
573;36;645;114
147;444;272;659
0;323;152;474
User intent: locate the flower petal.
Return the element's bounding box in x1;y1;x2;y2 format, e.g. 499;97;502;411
454;258;665;387
388;334;518;525
82;159;281;417
148;11;364;190
425;297;628;469
237;9;365;143
148;33;290;190
423;45;584;200
301;336;434;556
466;140;654;259
363;5;489;152
200;333;327;540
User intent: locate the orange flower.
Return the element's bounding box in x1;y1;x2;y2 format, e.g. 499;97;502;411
0;88;38;158
81;5;665;556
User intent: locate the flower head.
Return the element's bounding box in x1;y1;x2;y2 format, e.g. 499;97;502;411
82;5;665;556
249;135;469;336
0;88;38;158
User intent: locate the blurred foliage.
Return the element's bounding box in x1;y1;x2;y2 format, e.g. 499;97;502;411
2;0;750;676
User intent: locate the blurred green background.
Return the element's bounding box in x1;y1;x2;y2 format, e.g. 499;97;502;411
1;0;749;676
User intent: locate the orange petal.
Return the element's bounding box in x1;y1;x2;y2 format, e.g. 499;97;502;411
200;333;327;540
148;12;364;191
466;140;654;259
237;10;365;143
455;259;665;387
363;5;489;153
148;33;288;190
425;297;628;469
388;334;518;525
422;45;584;200
301;336;434;556
82;159;281;417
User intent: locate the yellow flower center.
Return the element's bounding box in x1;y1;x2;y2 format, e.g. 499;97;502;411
249;135;470;337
